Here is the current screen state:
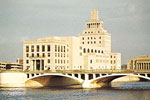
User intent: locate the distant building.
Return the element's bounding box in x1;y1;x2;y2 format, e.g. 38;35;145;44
0;62;23;70
17;58;23;64
23;9;121;71
127;55;150;70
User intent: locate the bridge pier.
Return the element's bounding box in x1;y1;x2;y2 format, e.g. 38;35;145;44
82;81;110;88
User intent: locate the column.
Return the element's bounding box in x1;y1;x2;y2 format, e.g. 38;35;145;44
93;74;96;79
40;60;42;71
78;74;81;79
85;74;89;81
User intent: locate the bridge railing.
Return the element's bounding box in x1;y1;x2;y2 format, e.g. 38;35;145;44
1;69;150;73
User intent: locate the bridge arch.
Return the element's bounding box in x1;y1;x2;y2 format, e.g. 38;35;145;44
25;74;83;88
90;74;150;83
82;74;150;88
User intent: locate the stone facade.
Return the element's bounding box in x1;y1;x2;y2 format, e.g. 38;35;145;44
127;55;150;70
23;9;121;71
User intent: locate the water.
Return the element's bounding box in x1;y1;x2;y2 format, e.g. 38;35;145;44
0;82;150;100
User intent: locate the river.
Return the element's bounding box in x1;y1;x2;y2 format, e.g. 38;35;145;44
0;82;150;100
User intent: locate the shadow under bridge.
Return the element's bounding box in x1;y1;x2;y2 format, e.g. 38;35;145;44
90;74;150;84
25;74;83;88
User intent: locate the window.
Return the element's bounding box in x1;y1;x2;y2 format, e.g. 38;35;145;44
61;46;63;52
114;60;116;64
55;45;57;52
48;53;50;57
80;46;82;50
95;50;97;53
91;49;93;53
94;41;96;44
80;53;82;56
32;53;34;57
37;53;39;57
31;45;34;52
87;49;90;53
26;53;29;57
42;53;45;57
90;60;92;64
48;59;50;63
98;50;100;53
111;60;112;64
99;37;101;39
83;48;86;53
82;42;84;44
82;37;84;40
42;45;45;52
91;37;93;39
47;45;50;52
58;45;60;52
88;37;89;40
26;46;29;52
88;41;89;44
37;45;39;52
101;50;104;53
55;59;57;63
64;46;66;52
26;60;29;64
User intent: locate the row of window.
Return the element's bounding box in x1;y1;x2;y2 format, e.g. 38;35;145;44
26;45;50;52
83;48;104;54
82;41;101;44
110;55;116;58
26;59;51;64
55;59;69;64
55;53;68;58
110;60;116;64
55;45;67;52
96;60;109;63
82;36;101;40
26;53;50;58
87;23;101;28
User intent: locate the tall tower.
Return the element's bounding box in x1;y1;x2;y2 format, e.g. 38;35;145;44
79;9;111;53
91;9;98;21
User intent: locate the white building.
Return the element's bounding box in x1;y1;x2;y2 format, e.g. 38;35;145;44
23;9;121;71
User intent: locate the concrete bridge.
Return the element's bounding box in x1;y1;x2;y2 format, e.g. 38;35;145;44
24;70;150;88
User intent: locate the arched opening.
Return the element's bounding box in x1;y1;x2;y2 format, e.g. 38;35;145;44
25;75;82;88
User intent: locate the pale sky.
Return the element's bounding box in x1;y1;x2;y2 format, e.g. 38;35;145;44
0;0;150;64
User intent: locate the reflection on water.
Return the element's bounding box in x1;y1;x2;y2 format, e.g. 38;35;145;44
0;82;150;100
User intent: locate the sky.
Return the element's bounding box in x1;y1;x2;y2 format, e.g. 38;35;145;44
0;0;150;64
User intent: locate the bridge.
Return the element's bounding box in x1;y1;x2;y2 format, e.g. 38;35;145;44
24;70;150;88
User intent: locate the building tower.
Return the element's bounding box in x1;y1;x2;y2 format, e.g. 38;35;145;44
79;9;120;70
79;9;111;54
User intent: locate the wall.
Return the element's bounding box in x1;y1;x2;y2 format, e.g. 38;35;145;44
0;72;26;87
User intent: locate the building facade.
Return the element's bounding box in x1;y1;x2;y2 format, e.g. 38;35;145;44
127;55;150;70
0;62;23;70
23;9;121;71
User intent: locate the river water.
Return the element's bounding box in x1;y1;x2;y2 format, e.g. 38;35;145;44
0;82;150;100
